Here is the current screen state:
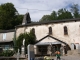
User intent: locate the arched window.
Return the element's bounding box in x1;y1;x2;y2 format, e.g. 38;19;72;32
64;26;68;35
32;28;35;34
49;27;52;35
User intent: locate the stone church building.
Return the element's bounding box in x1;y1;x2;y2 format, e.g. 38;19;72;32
16;12;80;56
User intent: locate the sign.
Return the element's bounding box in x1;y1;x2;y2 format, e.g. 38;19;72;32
78;45;80;54
71;43;74;50
28;44;35;60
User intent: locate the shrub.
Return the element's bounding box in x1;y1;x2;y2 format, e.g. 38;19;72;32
0;50;15;57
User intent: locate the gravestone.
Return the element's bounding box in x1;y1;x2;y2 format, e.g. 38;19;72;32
21;46;25;57
71;43;74;50
60;46;64;56
28;44;35;60
78;45;80;54
75;43;79;49
17;49;20;60
21;39;25;57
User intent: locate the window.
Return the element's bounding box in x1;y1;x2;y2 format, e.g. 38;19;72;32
49;27;52;35
64;26;68;35
5;45;9;49
3;33;6;40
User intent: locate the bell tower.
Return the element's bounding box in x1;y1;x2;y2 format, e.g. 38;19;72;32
22;12;31;25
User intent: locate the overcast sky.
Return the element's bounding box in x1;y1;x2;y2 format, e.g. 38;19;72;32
0;0;80;21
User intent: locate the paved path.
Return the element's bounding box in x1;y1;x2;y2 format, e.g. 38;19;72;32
35;55;80;60
53;55;80;60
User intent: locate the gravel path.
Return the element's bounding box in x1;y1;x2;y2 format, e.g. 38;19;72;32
35;54;80;60
53;55;80;60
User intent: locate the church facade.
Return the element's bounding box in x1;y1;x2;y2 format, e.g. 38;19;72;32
16;13;80;55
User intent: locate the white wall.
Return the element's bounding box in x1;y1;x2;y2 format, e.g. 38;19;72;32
16;21;80;48
16;27;25;37
0;32;14;41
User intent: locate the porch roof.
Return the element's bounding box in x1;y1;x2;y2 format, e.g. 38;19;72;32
35;41;62;45
35;35;67;45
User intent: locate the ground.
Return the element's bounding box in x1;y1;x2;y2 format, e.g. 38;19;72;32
35;55;80;60
59;55;80;60
52;55;80;60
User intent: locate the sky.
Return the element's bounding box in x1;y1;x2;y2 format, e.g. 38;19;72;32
0;0;80;21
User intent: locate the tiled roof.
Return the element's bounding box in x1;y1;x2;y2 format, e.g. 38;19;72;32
35;35;67;45
16;18;80;28
0;29;15;33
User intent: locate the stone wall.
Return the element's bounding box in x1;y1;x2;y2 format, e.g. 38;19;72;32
16;27;25;37
16;21;80;49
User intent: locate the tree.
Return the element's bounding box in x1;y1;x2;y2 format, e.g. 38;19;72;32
57;8;73;19
50;11;57;20
39;8;73;22
0;3;17;29
0;3;23;30
39;15;51;22
24;30;36;53
39;11;58;22
70;4;80;18
14;29;36;54
14;15;23;26
14;33;24;53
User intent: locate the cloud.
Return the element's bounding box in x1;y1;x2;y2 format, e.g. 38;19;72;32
0;0;80;21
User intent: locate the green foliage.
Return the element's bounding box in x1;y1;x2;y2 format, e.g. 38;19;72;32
0;3;23;30
14;33;24;53
17;33;24;47
40;15;51;22
0;3;16;29
0;50;15;57
51;11;57;20
24;30;36;53
40;11;58;22
39;9;73;22
70;4;80;18
14;15;23;26
57;8;73;19
14;29;36;54
40;4;80;21
28;29;36;44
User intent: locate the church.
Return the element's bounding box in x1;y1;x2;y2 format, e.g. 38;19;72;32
15;12;80;56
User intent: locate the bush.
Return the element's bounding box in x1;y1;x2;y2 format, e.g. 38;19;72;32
0;50;15;57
